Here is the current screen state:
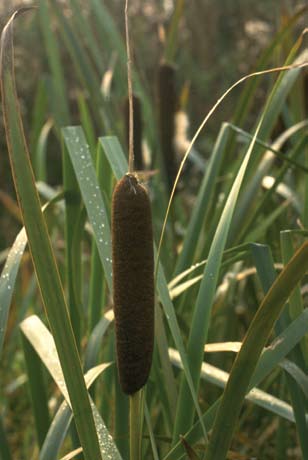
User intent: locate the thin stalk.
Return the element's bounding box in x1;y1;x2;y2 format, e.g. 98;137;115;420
115;373;129;457
125;0;134;173
129;390;144;460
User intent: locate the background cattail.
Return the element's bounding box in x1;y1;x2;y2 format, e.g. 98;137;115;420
112;173;154;395
158;61;177;193
124;94;144;171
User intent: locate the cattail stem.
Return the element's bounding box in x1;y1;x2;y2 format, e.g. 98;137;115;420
124;95;143;171
125;0;134;173
115;7;153;460
129;389;144;460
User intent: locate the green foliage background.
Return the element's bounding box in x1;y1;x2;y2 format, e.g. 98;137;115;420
0;1;308;460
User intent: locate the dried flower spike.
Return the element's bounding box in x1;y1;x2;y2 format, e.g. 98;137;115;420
112;173;154;394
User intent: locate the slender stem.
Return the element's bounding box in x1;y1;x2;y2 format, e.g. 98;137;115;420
125;0;134;173
129;390;144;460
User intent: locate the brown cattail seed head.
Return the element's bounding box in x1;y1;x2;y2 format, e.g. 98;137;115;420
158;62;177;193
112;174;154;394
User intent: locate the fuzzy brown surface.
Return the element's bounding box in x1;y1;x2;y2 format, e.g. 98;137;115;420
112;174;154;395
124;95;143;171
158;62;177;193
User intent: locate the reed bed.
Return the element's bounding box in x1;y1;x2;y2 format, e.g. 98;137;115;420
1;2;308;460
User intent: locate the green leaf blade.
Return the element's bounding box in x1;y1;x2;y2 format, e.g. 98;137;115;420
0;12;102;460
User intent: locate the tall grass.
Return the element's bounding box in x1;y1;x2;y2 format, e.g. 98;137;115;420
1;3;308;460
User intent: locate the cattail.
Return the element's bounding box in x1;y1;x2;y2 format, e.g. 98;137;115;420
124;95;144;171
112;173;154;394
158;62;177;193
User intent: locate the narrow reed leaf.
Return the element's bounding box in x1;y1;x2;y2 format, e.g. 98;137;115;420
0;227;27;357
171;243;250;289
164;0;185;62
40;3;83;340
173;114;265;442
245;46;308;176
245;201;292;243
174;122;229;275
252;241;308;457
49;0;109;130
39;0;70;125
90;0;127;65
230;117;308;244
169;349;301;423
59;447;82;460
88;143;113;330
40;362;112;460
172;44;308;438
175;114;307;277
100;136;127;180
231;6;308;137
169;274;203;300
20;315;122;460
155;304;178;418
0;192;65;359
280;360;308;399
226;121;308;172
164;306;308;460
241;134;308;240
29;77;48;156
84;309;114;372
77;92;97;156
157;57;308;276
69;0;105;75
170;251;248;299
62;126;113;291
144;402;160;460
204;342;242;353
35;119;53;182
280;231;308;363
197;341;308;400
0;12;102;460
41;0;84;348
280;233;308;457
251;309;308;387
40;405;71;460
205;241;308;460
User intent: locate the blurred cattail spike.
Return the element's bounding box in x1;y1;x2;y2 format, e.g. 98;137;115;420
112;174;154;394
158;61;178;193
124;95;144;171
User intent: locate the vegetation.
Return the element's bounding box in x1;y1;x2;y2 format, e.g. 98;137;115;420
0;1;308;460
